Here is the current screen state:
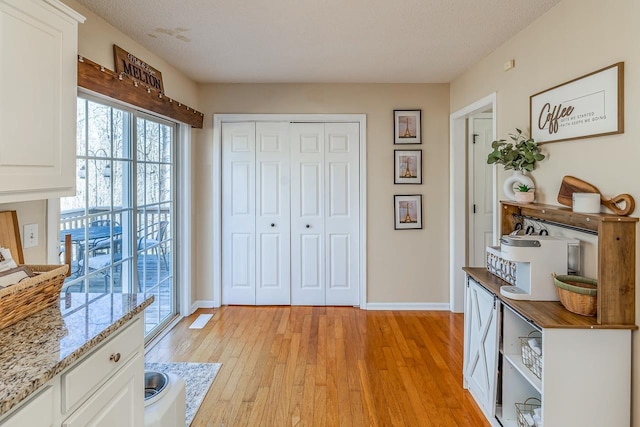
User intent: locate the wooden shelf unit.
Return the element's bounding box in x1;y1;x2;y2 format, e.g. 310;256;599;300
500;201;638;325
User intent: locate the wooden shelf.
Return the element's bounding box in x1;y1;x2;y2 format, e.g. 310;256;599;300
498;201;638;326
464;268;636;330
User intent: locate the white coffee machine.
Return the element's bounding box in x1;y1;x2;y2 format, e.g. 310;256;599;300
497;235;580;301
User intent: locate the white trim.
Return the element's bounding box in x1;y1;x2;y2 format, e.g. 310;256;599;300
212;113;367;309
191;300;216;313
144;314;183;354
46;198;61;264
449;93;497;313
178;124;192;317
365;303;450;311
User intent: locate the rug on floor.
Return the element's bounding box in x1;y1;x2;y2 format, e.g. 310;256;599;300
145;362;222;427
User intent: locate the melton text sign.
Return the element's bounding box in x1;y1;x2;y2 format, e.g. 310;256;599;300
113;45;164;93
530;62;623;144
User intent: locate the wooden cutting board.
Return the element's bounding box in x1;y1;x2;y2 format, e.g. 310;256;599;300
557;176;635;216
0;211;24;264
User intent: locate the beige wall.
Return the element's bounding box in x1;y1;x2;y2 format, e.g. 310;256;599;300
450;0;640;423
193;84;451;304
62;0;199;107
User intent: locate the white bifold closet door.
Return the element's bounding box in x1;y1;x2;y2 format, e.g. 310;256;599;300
222;122;291;305
290;123;359;306
222;121;359;306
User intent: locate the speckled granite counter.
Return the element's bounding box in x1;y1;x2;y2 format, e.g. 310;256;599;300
0;292;153;417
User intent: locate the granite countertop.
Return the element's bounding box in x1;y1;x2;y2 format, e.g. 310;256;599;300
0;292;154;417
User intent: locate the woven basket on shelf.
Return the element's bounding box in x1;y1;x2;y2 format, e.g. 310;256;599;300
0;264;68;330
553;274;597;317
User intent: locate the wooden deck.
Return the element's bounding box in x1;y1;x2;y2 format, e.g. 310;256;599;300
146;306;489;426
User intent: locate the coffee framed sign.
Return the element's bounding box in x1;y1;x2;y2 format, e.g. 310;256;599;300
530;62;624;144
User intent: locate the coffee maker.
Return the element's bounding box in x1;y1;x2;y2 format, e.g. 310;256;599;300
496;235;580;301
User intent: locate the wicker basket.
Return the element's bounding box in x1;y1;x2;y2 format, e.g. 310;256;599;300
553;274;597;317
0;264;68;330
519;331;542;379
516;397;541;427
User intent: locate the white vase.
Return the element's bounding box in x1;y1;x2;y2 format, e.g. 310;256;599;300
503;170;535;201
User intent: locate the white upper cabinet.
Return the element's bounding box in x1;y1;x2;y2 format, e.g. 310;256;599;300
0;0;84;203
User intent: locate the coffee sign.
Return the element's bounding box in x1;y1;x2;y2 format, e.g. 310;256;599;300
530;62;623;144
113;45;164;93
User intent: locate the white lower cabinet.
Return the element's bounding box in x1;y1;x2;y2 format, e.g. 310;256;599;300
62;354;143;427
463;277;499;419
464;274;632;427
0;385;55;427
0;316;144;427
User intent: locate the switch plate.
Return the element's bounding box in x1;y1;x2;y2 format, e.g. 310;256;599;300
23;224;38;248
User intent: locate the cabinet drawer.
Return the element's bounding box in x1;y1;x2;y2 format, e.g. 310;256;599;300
0;385;53;427
61;318;142;413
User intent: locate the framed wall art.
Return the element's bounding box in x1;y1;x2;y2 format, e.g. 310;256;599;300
394;150;422;184
394;110;421;144
530;62;624;144
394;194;422;230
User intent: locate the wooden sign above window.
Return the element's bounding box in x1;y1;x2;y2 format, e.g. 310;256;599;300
114;45;164;94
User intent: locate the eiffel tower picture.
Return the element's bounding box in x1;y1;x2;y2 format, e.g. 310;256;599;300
395;195;422;230
394;110;421;145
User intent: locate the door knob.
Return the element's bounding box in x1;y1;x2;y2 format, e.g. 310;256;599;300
306;224;310;229
271;223;275;227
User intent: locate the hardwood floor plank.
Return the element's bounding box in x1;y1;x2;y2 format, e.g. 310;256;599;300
147;306;490;427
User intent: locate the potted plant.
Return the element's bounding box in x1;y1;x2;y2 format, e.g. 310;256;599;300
514;184;535;203
487;128;545;201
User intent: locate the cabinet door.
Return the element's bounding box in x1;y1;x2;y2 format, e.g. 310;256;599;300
463;277;500;418
62;354;143;427
0;386;54;427
0;0;80;202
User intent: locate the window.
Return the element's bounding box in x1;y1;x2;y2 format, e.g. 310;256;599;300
60;96;178;338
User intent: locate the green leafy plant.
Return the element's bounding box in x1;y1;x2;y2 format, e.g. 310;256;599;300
516;184;534;192
486;128;545;172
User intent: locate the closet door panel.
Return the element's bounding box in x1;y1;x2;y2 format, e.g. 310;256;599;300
255;123;290;305
325;123;360;306
291;123;326;305
222;122;256;305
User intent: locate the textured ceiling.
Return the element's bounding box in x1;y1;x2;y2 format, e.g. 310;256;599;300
74;0;561;84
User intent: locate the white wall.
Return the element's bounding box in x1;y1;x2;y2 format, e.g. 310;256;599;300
450;0;640;423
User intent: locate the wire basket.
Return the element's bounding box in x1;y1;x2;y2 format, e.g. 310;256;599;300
519;331;542;379
486;246;517;285
516;397;541;427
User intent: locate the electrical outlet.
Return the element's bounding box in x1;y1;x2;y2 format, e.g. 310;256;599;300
23;224;38;249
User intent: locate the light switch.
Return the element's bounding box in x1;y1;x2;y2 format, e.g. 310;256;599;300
24;224;38;248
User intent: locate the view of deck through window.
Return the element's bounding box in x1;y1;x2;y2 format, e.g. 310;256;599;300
60;96;177;338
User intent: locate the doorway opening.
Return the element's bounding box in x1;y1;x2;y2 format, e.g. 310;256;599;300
449;94;497;313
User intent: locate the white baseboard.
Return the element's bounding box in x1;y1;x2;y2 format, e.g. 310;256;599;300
365;302;451;311
190;300;216;314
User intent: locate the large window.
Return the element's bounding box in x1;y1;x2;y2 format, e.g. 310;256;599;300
60;96;177;337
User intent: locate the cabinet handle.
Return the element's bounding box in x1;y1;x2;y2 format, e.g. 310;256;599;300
109;352;121;363
271;223;275;227
306;224;310;228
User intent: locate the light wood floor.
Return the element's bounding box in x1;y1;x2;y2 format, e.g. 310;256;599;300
146;306;489;427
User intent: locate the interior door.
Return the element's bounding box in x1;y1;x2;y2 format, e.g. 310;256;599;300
222;122;256;305
464;277;499;418
255;123;291;305
290;123;326;305
468;114;494;267
324;123;360;306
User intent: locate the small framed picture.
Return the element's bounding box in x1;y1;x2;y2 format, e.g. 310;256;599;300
394;150;422;184
394;195;423;230
394;110;421;144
